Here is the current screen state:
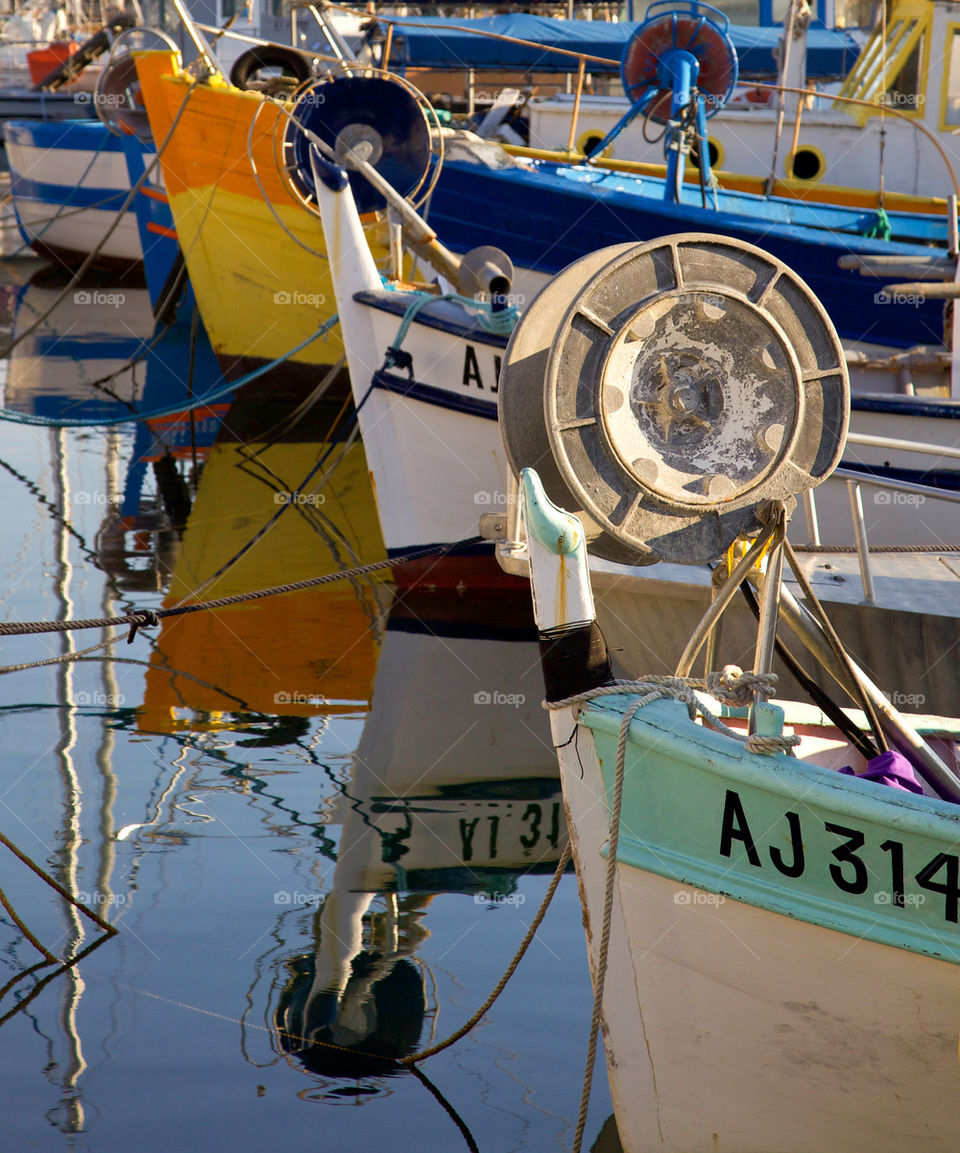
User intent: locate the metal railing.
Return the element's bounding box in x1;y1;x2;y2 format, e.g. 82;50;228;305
804;431;960;602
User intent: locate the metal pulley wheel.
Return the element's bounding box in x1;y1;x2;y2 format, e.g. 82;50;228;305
620;1;738;125
281;70;441;215
500;234;849;566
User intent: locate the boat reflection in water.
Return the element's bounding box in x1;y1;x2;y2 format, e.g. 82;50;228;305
138;377;391;731
5;267;232;594
267;590;566;1096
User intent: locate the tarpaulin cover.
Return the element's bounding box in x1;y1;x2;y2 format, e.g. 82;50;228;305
373;14;859;77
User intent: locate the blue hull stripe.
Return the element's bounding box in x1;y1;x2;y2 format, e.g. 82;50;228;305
355;290;511;348
851;394;960;420
371;369;499;420
9;174;130;213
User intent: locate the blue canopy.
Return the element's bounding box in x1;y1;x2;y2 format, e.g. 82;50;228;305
372;15;860;78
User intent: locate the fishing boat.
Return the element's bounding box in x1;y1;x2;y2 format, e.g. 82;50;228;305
518;471;960;1151
526;0;960;203
496;237;960;1149
4;26;187;273
128;22;956;379
6;117;149;270
301;80;960;606
130;42;390;390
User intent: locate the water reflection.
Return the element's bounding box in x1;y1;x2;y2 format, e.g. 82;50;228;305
256;589;565;1100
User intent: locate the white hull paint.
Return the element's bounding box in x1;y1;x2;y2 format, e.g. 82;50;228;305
360;308;508;551
553;707;960;1152
11;198;142;263
529;100;943;197
6;137;146;263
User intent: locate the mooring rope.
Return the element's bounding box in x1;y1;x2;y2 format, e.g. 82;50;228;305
399;841;572;1065
0;537;485;644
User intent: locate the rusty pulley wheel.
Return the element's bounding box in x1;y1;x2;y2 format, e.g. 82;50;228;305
499;234;849;566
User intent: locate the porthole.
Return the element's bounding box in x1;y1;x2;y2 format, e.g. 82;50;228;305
577;129;613;159
690;135;723;171
787;145;826;182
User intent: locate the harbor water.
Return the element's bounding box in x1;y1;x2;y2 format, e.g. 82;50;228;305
0;239;619;1151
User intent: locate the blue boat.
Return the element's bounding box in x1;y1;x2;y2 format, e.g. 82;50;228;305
5;118;150;270
426;153;947;350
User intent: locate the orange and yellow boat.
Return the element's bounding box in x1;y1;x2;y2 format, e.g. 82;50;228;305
134;51;390;390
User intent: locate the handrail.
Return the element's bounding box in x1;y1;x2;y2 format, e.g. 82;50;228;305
805;466;960;604
847;431;960;461
833;468;960;505
748;81;960;200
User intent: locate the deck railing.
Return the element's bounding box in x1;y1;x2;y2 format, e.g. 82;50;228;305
805;432;960;602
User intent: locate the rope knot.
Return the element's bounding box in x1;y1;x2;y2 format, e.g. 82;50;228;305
705;665;779;707
126;609;160;644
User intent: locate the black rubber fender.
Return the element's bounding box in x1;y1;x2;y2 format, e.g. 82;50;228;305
229;45;314;90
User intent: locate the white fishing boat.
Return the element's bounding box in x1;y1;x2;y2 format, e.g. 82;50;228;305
516;463;960;1152
493;234;960;1148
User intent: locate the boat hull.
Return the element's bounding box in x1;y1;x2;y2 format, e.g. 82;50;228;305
134;53;391;378
5;119;145;268
556;696;960;1151
428;158;945;351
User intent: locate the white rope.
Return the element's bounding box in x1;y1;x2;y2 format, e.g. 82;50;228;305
545;667;801;756
547;667;797;1152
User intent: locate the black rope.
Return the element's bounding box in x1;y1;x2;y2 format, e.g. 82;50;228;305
0;537;485;639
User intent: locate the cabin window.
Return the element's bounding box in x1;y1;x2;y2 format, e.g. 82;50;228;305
884;34;924;113
833;0;879;30
943;28;960;126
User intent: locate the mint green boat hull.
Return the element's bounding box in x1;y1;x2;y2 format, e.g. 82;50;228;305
585;696;960;965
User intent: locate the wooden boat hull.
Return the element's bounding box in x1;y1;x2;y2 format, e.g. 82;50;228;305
556;695;960;1151
5;119;144;268
133;52;392;382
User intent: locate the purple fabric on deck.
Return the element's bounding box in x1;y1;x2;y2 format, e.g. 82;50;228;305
839;750;924;794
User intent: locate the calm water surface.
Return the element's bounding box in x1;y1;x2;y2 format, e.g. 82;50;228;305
0;251;617;1151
